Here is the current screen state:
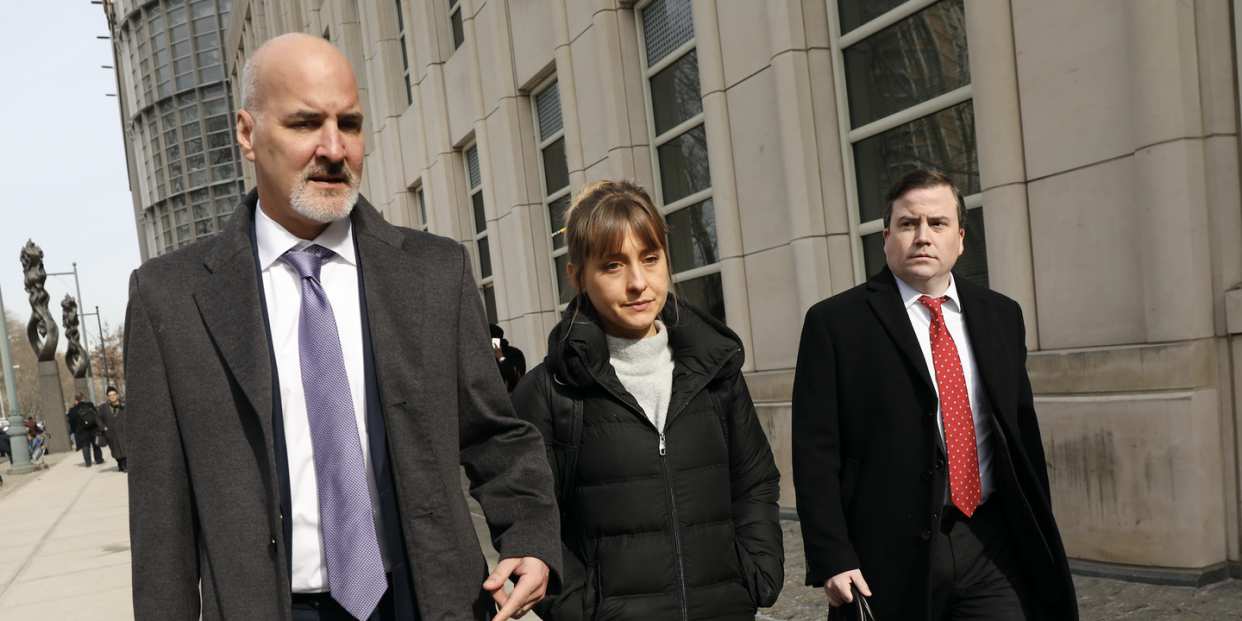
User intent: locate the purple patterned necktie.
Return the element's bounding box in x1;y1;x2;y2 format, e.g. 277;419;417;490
283;245;386;621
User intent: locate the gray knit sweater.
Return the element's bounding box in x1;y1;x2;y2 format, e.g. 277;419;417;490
606;321;675;431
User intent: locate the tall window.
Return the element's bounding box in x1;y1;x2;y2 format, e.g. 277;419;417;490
831;0;987;287
416;186;429;232
465;145;497;323
637;0;724;323
448;0;464;51
532;79;573;307
396;0;413;106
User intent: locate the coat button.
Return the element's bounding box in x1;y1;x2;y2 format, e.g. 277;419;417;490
934;458;945;470
923;469;932;480
921;530;931;540
268;537;277;553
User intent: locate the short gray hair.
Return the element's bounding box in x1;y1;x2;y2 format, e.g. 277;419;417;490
241;54;261;115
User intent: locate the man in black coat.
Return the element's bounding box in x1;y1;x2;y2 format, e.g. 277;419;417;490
791;170;1076;620
125;34;559;621
67;393;104;467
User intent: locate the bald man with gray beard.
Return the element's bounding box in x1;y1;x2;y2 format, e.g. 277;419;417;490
125;34;560;621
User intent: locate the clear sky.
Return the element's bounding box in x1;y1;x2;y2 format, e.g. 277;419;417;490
0;3;141;352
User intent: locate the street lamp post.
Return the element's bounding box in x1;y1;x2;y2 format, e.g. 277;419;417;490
0;282;37;474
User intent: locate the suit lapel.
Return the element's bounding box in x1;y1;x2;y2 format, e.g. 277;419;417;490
193;196;274;437
865;267;936;397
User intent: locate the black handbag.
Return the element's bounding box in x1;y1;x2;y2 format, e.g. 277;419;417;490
826;585;874;621
94;432;108;448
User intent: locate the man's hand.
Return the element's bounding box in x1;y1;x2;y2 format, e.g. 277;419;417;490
483;556;550;621
823;569;871;607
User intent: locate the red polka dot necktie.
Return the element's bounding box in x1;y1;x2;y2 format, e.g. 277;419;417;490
919;295;981;517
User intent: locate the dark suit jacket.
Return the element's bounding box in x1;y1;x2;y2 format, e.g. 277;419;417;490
124;192;561;621
791;267;1076;621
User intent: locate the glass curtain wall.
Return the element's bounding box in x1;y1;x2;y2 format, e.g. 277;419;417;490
119;0;244;257
532;79;574;307
637;0;725;323
832;0;988;287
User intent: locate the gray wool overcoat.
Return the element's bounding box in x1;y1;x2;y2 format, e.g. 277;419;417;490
123;192;561;621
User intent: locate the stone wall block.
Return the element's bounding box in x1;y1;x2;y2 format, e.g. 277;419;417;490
1012;0;1132;180
1028;157;1146;349
1027;338;1218;395
1204;135;1242;336
1040;389;1227;569
1125;0;1204;150
509;0;556;89
1133;139;1215;343
980;183;1037;347
743;244;801;371
755;403;796;508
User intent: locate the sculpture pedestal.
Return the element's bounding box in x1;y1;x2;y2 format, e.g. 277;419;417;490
38;360;71;453
74;377;92;404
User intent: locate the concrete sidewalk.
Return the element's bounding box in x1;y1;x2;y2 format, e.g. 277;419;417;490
0;453;133;620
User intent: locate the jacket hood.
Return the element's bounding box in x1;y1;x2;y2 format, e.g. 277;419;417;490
545;294;745;391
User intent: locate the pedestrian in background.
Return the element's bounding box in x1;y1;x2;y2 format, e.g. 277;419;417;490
490;324;526;395
99;386;127;472
512;180;784;620
67;394;105;467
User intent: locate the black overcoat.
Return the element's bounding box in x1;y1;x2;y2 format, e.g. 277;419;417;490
99;402;126;460
124;193;561;621
513;300;783;621
791;267;1077;620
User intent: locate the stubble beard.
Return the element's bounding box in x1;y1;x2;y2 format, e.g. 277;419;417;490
288;160;362;223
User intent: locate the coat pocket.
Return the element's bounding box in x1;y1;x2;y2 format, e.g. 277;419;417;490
841;458;861;512
733;538;759;608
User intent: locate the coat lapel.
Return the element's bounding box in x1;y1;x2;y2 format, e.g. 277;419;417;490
956;279;1021;435
350;198;424;408
193;196;274;437
865;267;936;398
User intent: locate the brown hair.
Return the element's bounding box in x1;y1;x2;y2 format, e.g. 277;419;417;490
563;179;669;292
882;169;967;230
559;180;675;324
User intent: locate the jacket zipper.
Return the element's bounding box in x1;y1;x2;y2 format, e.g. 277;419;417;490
579;345;740;621
659;433;688;621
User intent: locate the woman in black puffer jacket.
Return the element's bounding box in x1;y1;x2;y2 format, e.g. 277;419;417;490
512;180;783;621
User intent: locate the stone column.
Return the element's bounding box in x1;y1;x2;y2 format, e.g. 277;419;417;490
689;0;755;371
964;0;1039;349
1125;0;1215;343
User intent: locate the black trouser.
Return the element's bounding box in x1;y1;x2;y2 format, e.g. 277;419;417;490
291;575;397;621
80;437;104;465
929;495;1032;621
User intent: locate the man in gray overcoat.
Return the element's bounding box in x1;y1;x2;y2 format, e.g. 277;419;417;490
124;34;560;621
98;386;126;472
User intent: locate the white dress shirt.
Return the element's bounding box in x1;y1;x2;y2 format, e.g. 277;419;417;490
893;274;997;507
254;204;390;593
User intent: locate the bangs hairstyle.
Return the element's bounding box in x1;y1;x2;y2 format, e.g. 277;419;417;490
561;180;675;322
564;180;669;279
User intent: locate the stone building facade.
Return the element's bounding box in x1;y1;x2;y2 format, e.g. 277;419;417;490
114;0;1242;584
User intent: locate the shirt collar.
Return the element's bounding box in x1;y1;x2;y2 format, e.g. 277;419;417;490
254;200;356;271
893;272;961;314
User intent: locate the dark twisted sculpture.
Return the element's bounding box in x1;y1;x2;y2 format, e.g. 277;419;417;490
62;294;88;378
21;240;58;362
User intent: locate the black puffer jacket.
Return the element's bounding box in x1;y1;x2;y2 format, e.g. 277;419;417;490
513;298;783;621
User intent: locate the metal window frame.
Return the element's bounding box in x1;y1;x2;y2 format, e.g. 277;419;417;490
634;0;721;288
415;185;429;232
464;142;492;289
396;0;413;107
448;0;464;50
825;0;980;285
531;74;573;311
